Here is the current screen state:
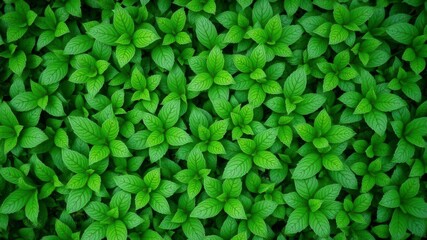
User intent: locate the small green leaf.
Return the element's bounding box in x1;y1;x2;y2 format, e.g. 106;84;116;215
152;45;174;70
19;127;48;148
292;154;322;179
0;189;32;214
379;189;400;208
223;153;252;178
106;220;127;240
253;151;282;169
68;116;105;145
190;198;224;219
224;199;246;219
165;127;193;146
285;207;309;234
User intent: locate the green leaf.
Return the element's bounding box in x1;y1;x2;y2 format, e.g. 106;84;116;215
314;184;341;201
339;92;363;108
0;102;19;126
254;128;277;150
389;209;408;240
81;222;107;240
88;174;101;193
285;207;309;234
248;84;266;107
265;15;282;42
329;165;358;190
55;22;70;37
158;100;180;129
402;198;427;218
106;220;127;240
10;92;38;111
114;175;145;194
66;173;88;189
214;70;235;85
113;7;134;35
110;191;131;216
0;126;15;139
350;6;374;25
45;96;66;117
295;94;326;115
0;189;32;214
135;192;150;210
314;110;332;134
55;219;73;239
25;192;39;223
322;154;344;171
207;46;224;75
251;200;278;218
248;215;268;238
324;125;355;143
182;218;205;239
68;116;105;145
141;113;163;132
237;0;253;9
386;23;418;45
122;212;143;229
252;0;273;26
333;4;350;25
294;123;316;142
171;8;186;32
133;29;160;48
293;154;322;180
109;140;132;158
399;178;420;199
284;0;299;15
0;167;24;184
374;93;406;112
152;45;174;70
9;50;26;75
141;230;163;240
353;193;373;212
143;168;161;190
223;153;252;178
62;149;88;173
379;189;400;208
196;17;217;48
116;44;135;68
209;120;229;141
207;141;226;154
295;178;318;199
224;199;246;219
190;198;223;219
102;118;119;141
329;24;348;45
284;68;306;97
188;73;214;92
307;37;328;59
157;180;179;198
150;192;171;214
309;211;330;237
88;23;119;45
354;98;372;114
64;35;94;55
225;25;245;43
233;55;252;73
165;127;193;146
66;188;92;213
364;110;388;136
253;151;282;169
19;127;49;148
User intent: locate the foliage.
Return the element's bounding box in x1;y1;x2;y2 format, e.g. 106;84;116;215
0;0;427;239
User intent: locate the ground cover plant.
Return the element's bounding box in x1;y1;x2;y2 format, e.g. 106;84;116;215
0;0;426;239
